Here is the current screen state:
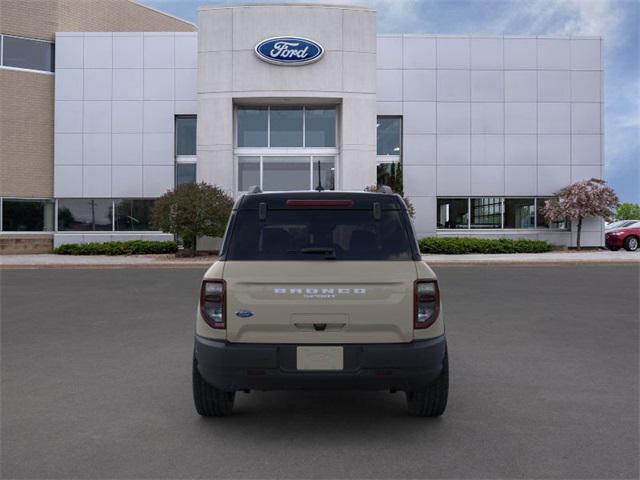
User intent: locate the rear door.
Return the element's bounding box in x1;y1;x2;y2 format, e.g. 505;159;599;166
224;261;417;343
221;200;419;344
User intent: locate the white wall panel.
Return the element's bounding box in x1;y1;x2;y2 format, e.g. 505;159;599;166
112;134;143;165
83;69;112;101
437;103;470;134
403;70;436;101
571;39;601;70
402;36;436;69
505;103;536;134
55;35;84;68
505;135;537;165
84;36;112;69
113;35;143;68
143;35;174;68
143;133;174;165
537;39;570;69
538;103;570;134
112;165;143;197
505;71;536;102
112;101;143;133
471;103;503;134
471;165;504;195
437;165;470;195
471;135;504;165
56;69;83;100
571;103;601;134
83;101;111;133
377;36;403;69
83;165;111;197
144;69;174;100
403;134;436;165
470;38;503;69
112;69;143;100
504;38;536;69
437;70;470;101
538;135;570;165
437;135;470;164
55;134;83;165
471;71;503;101
83;133;111;165
571;135;601;165
436;38;470;69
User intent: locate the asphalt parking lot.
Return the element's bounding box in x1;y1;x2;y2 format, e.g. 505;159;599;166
1;265;638;479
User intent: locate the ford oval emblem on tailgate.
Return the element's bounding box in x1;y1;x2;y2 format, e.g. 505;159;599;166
235;310;254;318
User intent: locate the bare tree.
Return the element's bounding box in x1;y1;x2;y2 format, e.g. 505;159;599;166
543;178;619;250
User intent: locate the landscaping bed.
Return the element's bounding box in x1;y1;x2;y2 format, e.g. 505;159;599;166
54;240;178;255
419;237;554;254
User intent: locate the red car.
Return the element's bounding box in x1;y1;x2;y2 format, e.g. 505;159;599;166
605;222;640;251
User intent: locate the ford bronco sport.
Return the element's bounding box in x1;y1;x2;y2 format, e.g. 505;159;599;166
193;189;448;416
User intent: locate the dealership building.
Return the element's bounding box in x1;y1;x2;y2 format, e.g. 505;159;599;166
0;1;605;252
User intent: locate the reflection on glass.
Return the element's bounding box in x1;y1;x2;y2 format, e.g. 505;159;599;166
305;108;336;147
2;199;54;231
114;199;155;231
175;116;196;155
504;198;535;228
270;107;303;147
2;36;54;72
377;117;401;156
437;199;468;229
237;107;268;147
536;198;568;229
238;156;260;191
471;197;502;229
312;157;335;190
176;163;196;186
57;199;112;231
263;156;309;191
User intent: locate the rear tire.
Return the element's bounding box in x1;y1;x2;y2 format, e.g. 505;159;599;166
193;358;235;417
624;236;638;251
406;350;449;417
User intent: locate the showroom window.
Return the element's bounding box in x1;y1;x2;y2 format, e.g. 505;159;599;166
471;197;502;229
536;197;569;229
175;116;196;186
1;34;54;73
114;199;155;231
235;106;337;192
1;198;54;231
376;117;402;190
53;199;159;232
437;198;469;229
436;197;569;229
57;199;112;231
504;198;535;229
237;106;336;148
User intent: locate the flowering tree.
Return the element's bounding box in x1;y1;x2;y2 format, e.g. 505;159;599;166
543;178;619;250
152;182;233;256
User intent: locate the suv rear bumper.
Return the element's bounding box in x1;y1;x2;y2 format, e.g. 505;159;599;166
194;335;447;392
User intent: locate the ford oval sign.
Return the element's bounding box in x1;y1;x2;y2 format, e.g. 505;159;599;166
255;37;324;66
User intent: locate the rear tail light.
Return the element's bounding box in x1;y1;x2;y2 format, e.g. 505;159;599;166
414;280;440;329
200;280;226;329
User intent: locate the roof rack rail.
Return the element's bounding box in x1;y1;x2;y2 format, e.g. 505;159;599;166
247;185;262;194
377;185;393;194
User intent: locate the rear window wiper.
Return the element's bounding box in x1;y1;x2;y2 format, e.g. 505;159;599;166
287;247;337;259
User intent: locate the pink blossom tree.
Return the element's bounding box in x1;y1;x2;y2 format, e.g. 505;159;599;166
543;178;619;250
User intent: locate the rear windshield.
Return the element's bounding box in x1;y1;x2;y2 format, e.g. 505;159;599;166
224;209;417;261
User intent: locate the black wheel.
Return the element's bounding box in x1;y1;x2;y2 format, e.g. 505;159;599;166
624;236;639;252
193;358;235;416
406;350;449;417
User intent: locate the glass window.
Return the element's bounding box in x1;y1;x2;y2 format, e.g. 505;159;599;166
536;198;568;229
226;209;415;261
377;117;401;156
311;157;335;191
175;116;196;156
437;198;469;229
176;163;196;187
504;198;535;229
263;156;309;191
305;107;336;147
238;156;260;191
2;35;54;72
270;107;303;147
114;199;155;231
2;199;54;231
57;199;112;231
237;107;268;147
471;197;502;229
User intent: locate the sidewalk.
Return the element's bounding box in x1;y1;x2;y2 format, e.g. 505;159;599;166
1;250;639;268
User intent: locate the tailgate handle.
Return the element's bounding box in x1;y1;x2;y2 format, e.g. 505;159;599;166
294;323;346;331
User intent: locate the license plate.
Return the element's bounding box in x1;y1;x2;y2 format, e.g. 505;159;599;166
296;346;343;370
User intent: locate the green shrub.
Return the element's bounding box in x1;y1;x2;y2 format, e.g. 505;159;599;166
54;240;178;256
418;237;553;254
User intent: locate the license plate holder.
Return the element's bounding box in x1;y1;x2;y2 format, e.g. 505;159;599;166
296;346;343;370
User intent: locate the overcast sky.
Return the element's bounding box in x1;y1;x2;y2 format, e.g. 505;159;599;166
141;0;639;203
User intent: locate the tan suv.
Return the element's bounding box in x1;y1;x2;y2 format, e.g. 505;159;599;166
193;190;448;416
